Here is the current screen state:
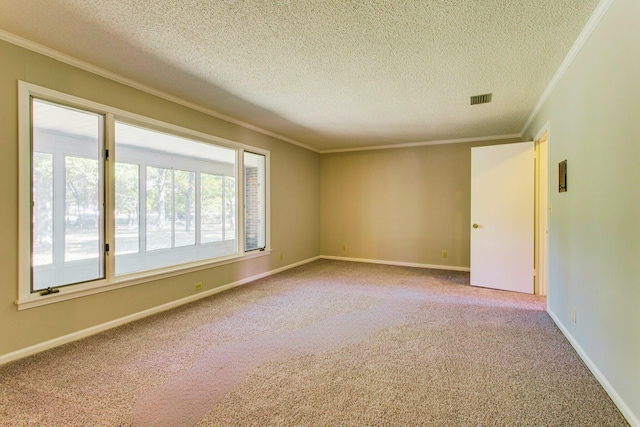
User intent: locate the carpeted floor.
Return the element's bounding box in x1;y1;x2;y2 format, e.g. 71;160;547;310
0;260;629;426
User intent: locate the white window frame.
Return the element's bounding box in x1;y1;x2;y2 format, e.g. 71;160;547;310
244;151;267;252
18;81;271;310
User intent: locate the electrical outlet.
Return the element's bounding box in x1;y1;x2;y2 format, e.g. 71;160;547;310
194;282;203;292
342;244;346;251
279;253;283;260
572;307;577;323
442;250;448;259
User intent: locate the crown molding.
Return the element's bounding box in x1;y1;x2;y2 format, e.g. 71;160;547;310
520;0;615;135
0;29;320;154
320;133;522;154
2;0;613;159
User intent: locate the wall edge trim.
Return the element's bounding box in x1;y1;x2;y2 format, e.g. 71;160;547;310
547;308;639;427
320;255;471;272
0;256;321;366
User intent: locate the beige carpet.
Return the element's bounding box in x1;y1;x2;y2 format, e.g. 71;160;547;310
0;260;628;426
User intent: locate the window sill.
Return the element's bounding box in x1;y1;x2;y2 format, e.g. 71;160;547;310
15;249;272;310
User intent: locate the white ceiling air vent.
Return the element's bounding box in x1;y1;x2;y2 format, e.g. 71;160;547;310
470;93;492;105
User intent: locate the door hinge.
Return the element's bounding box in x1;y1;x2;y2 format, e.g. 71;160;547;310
105;149;109;160
105;243;110;254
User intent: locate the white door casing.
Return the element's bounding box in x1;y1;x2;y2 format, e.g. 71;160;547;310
471;142;534;294
534;128;549;296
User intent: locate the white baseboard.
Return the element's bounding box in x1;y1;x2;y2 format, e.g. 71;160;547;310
0;256;321;366
547;308;639;427
320;255;470;272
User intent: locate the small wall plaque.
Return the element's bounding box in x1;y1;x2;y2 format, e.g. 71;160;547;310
559;160;567;192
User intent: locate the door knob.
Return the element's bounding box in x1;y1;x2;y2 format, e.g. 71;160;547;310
473;224;479;228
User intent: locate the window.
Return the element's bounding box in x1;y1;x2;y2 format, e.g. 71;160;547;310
30;99;105;291
19;82;269;307
244;152;266;251
113;121;238;276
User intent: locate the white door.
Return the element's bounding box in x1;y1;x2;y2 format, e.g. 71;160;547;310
471;142;534;294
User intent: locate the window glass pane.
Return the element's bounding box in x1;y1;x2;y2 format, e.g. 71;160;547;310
32;152;53;266
146;166;173;251
65;156;100;262
201;173;222;243
174;169;196;247
31;99;104;291
115;163;139;255
224;176;236;241
244;152;266;251
115;121;237;275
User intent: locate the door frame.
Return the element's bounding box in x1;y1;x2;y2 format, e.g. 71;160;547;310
534;122;550;296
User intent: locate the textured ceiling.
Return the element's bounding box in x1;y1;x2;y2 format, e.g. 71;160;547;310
0;0;600;151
